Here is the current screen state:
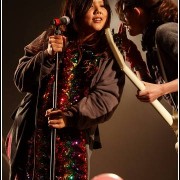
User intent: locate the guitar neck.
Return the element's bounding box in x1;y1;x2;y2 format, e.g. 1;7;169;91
105;28;173;126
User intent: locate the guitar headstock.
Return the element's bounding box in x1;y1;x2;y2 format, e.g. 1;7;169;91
112;29;122;50
105;28;126;70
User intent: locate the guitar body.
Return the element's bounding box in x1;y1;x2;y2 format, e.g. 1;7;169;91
105;28;178;150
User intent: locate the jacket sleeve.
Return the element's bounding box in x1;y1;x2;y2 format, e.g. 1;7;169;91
155;22;178;64
155;22;178;81
65;57;125;130
14;31;56;93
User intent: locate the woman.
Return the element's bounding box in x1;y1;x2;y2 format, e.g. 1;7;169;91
6;0;125;179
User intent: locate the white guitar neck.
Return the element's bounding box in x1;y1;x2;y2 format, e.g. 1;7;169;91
105;28;173;126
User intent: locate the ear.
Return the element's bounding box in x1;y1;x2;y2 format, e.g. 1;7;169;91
133;7;142;16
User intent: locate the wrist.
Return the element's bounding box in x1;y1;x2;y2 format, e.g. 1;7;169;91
160;83;168;96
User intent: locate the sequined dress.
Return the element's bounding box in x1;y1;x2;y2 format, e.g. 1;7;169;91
16;43;103;180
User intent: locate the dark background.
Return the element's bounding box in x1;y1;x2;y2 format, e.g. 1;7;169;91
2;0;178;180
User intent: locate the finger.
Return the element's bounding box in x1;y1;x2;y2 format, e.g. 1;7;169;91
49;38;63;52
49;35;63;40
51;43;64;53
48;120;65;129
136;89;146;96
138;89;149;96
45;109;62;118
48;124;64;129
49;109;62;115
48;119;63;124
136;96;149;102
136;93;150;101
45;108;54;116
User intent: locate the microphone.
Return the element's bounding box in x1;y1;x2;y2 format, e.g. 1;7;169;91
51;16;70;26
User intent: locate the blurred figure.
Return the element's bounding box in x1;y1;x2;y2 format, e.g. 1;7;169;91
92;173;124;180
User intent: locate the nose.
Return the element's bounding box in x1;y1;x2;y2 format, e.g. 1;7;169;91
93;6;102;14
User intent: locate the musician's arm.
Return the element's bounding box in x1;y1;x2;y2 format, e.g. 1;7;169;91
160;79;178;94
137;79;178;102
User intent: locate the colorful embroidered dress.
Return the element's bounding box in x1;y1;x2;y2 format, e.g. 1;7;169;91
22;43;103;180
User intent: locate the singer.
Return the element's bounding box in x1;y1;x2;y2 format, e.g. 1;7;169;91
5;0;125;179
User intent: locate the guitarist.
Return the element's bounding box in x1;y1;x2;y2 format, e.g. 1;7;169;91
115;0;178;148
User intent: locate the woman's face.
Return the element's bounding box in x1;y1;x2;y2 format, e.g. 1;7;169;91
80;0;108;35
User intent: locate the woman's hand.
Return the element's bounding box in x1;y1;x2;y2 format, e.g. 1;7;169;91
47;35;66;56
45;108;67;129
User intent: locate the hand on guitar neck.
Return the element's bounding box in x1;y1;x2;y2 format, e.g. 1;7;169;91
105;27;178;152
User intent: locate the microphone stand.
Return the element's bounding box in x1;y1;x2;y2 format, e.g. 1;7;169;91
50;26;62;180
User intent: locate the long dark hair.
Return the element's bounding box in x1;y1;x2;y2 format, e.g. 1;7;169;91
32;0;112;55
63;0;111;51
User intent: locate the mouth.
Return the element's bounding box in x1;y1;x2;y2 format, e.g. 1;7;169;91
93;17;102;23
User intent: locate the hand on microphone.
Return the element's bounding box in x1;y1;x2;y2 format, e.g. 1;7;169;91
45;108;67;129
47;35;67;56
